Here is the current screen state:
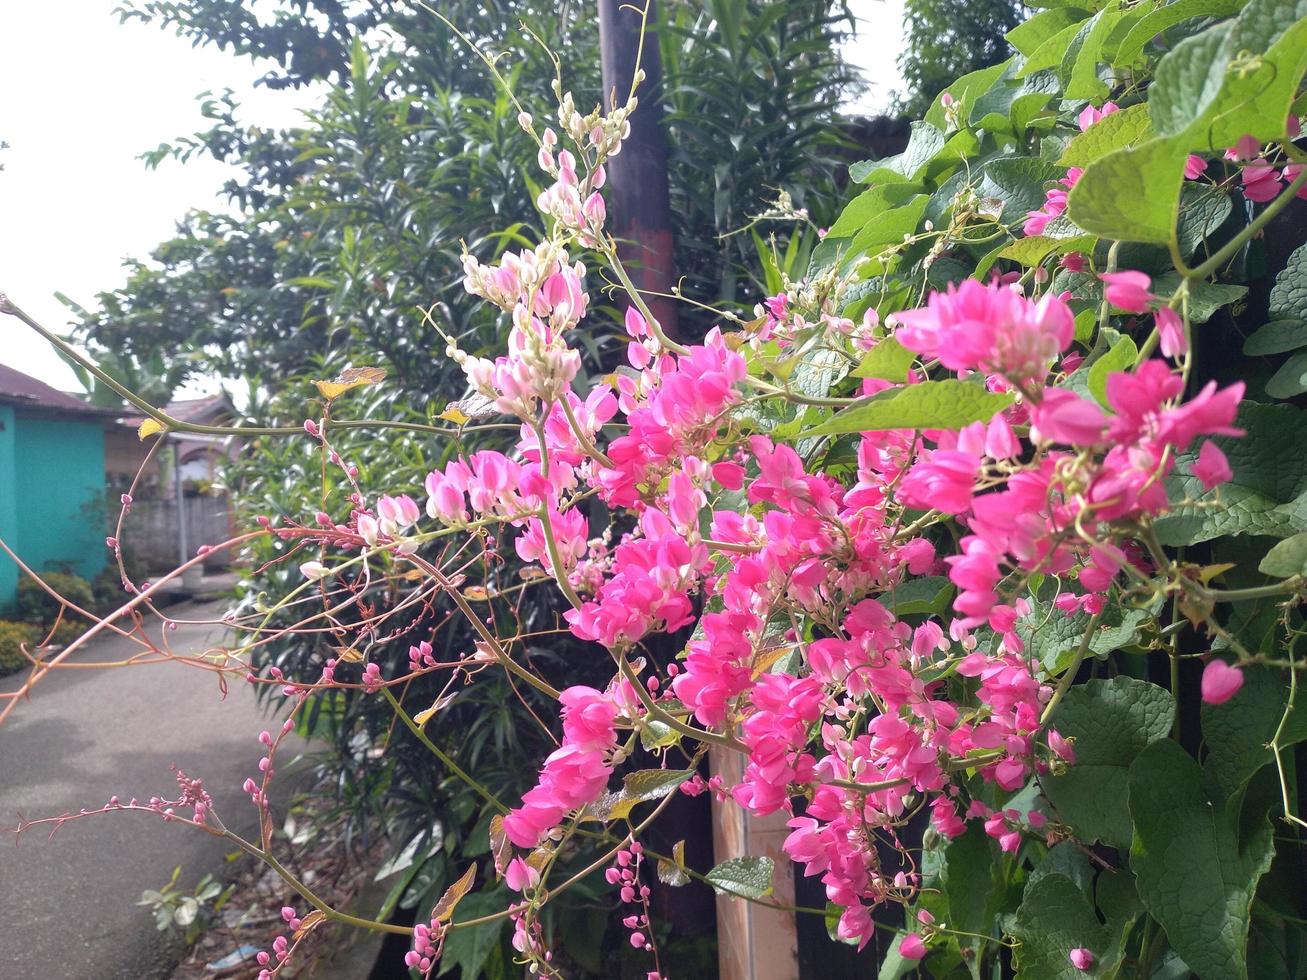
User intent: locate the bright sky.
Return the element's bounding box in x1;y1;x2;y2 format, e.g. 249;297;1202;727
0;0;902;393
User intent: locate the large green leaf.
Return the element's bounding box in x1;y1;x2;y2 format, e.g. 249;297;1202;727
1203;666;1307;797
1066;136;1186;243
940;826;1000;934
1113;0;1248;65
1058;103;1153;167
1128;739;1276;980
1007;7;1094;56
1044;677;1175;847
1244;319;1307;355
798;380;1014;437
1155;403;1307;545
705;856;775;899
1009;874;1113;979
1269;244;1307;321
979;157;1068;223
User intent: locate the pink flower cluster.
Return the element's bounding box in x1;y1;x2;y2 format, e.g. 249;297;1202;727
501;686;619;848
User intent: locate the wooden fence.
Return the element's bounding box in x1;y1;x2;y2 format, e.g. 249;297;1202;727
120;495;235;571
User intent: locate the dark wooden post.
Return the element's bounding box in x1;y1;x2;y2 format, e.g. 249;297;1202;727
598;0;680;340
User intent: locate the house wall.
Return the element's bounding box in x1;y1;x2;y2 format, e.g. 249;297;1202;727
0;406;17;608
11;416;107;588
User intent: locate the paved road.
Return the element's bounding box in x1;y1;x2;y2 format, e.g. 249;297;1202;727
0;599;301;979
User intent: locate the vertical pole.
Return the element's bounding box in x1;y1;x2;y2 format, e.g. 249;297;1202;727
709;745;800;980
173;439;187;569
598;0;680;341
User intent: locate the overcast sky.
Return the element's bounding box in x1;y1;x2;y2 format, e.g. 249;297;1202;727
0;0;903;393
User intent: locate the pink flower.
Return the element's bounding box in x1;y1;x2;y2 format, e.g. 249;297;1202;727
1069;947;1094;970
899;450;980;515
1241;162;1283;203
1226;134;1261;162
1184;154;1208;179
1191;441;1233;489
1030;389;1108;446
894;279;1074;384
505;857;540;892
1155;307;1187;358
900;934;928;960
1101;271;1155;313
1077;101;1119;132
1201;660;1244;705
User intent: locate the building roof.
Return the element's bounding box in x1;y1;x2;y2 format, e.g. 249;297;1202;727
0;363;118;419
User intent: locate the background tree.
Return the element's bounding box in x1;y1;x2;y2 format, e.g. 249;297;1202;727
894;0;1024;117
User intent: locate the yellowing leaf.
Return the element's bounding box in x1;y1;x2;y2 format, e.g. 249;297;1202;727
293;910;326;939
1196;562;1237;584
462;585;492;601
313;366;387;400
137;418;165;440
413;695;454;727
332;645;365;663
431;863;477;923
438;407;471;425
489;815;512;879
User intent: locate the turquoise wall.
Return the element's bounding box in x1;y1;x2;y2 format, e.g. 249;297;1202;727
4;415;107;608
0;406;16;608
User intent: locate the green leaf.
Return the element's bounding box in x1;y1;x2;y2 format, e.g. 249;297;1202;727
1128;739;1276;980
1203;666;1307;797
705;856;775;899
1175;184;1234;260
1058;103;1154;167
1269;244;1307;321
1020;19;1096;75
979;157;1068;222
1150;21;1238;137
1066;136;1186;244
1044;677;1175;847
1201;0;1307;149
1000;233;1097;267
1010;874;1113;979
940;826;999;934
1087;334;1137;407
852;122;945;183
924;59;1013;128
1018;592;1151;673
798;381;1014;437
889;576;954;616
822;183;925;240
1064;2;1127;100
851;338;916;382
1114;0;1247;66
1265;350;1307;398
1149;274;1247;323
1259;530;1307;577
1155;403;1307;545
1244;319;1307;355
1007;7;1094;55
590;768;693;822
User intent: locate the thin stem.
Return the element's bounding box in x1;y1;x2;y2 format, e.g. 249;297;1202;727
1042;610;1103;726
382;687;511;815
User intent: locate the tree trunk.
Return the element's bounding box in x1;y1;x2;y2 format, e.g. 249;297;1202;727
598;0;680;341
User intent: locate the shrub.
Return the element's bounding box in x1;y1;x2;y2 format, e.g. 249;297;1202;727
0;621;39;676
16;572;95;625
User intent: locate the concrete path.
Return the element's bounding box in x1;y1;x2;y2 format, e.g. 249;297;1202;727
0;598;300;979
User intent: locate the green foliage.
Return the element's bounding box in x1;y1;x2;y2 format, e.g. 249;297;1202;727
15;572;94;625
0;620;39;676
806;0;1307;972
1043;677;1175;847
1128;740;1276;980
